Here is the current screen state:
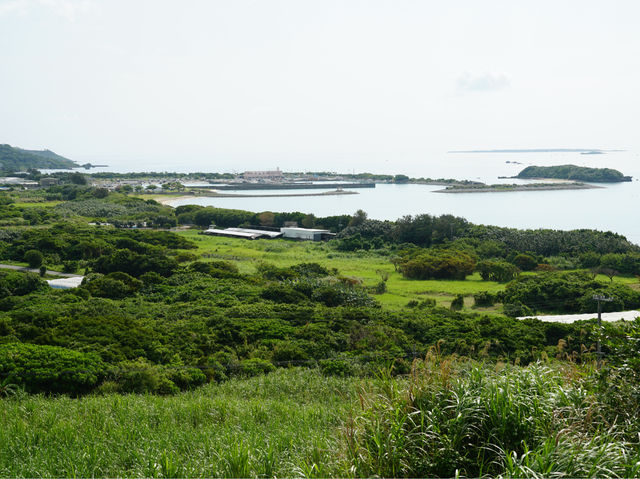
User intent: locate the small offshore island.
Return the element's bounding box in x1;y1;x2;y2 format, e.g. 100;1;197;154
435;182;601;193
512;165;632;182
441;165;631;193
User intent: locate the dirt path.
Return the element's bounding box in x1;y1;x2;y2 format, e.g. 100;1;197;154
0;263;82;278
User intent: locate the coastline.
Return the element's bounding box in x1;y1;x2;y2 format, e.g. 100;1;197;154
434;183;602;194
157;189;358;205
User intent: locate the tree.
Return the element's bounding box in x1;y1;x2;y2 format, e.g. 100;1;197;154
348;209;368;227
476;260;520;282
399;249;476;280
513;253;538;271
24;249;43;269
258;212;275;226
92;187;109;198
598;267;619;282
301;214;315;228
70;172;87;185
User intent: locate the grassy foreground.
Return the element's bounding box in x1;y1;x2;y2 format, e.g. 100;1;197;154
0;369;358;478
3;360;640;478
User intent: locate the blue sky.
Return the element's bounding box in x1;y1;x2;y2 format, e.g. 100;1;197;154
1;0;639;171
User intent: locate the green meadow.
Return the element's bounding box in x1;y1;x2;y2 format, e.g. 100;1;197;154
175;231;637;311
175;231;506;310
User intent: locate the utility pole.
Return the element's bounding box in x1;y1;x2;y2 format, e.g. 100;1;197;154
593;294;614;368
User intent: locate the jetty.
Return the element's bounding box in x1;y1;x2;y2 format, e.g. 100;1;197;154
190;182;375;190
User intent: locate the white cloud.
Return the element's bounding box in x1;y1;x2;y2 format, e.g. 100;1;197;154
0;0;30;16
456;72;510;92
0;0;94;21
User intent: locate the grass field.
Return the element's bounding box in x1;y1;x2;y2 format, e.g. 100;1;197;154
12;200;63;208
174;231;640;311
175;231;506;310
0;369;358;478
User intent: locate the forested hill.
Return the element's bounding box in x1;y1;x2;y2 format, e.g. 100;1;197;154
0;144;78;170
516;164;631;182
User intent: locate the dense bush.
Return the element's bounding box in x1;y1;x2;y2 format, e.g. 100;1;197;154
599;252;640;275
512;253;538;271
105;358;206;394
0;271;47;297
476;259;520;282
473;291;496;307
449;294;464;311
0;342;106;395
189;260;239;278
82;272;143;299
24;249;43;268
503;271;640;314
399;249;476;280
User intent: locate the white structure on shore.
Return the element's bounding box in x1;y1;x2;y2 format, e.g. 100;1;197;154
241;168;284;181
280;227;335;241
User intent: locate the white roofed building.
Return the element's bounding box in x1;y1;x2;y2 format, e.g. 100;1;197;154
241;169;284;181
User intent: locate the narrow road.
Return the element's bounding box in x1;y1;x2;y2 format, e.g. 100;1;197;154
0;263;83;278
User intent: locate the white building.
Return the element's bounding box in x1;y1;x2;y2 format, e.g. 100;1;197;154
203;227;282;240
241;169;284;181
280;227;335;241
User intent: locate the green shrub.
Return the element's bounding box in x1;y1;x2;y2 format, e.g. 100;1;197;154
234;358;276;377
503;302;533;318
449;294;464;311
261;284;308;304
473;291;496;307
0;343;106;395
399;249;476;280
407;298;436;309
24;249;43;268
109;358;179;395
319;359;353;377
477;259;520;282
0;271;47;297
82;272;142;299
513;253;538;271
189;260;239;278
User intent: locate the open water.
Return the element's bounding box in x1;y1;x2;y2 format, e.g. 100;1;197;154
159;150;640;245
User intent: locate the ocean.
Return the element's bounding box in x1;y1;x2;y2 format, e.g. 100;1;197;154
160;150;640;245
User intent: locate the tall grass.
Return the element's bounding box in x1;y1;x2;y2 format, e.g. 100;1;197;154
0;368;357;478
344;355;640;478
4;360;640;477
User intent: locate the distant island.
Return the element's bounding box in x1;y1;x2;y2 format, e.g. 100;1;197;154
435;182;601;193
514;165;632;183
448;148;622;153
0;144;78;170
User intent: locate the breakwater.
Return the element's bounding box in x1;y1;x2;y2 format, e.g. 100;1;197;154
191;182;375;190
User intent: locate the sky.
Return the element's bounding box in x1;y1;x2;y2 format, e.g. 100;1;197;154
1;0;640;173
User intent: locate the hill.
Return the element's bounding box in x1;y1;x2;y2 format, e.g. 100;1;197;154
0;144;78;170
515;164;631;182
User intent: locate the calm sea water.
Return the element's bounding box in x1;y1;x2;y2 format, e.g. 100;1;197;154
161;150;640;245
64;150;640;245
